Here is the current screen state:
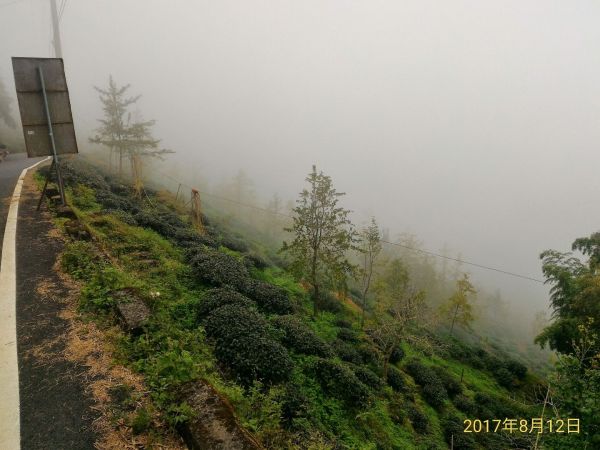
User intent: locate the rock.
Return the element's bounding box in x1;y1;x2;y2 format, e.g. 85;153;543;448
178;382;263;450
112;288;150;334
56;205;76;219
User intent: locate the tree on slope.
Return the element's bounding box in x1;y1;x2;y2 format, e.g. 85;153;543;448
282;165;357;316
90;76;139;175
358;218;382;328
91;76;172;196
369;258;426;380
441;273;476;336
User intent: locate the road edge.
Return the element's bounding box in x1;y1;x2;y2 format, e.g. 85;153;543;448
0;156;50;449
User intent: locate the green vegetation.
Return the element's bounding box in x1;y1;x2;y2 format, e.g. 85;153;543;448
48;159;577;449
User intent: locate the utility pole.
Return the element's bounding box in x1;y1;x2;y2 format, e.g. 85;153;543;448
50;0;63;58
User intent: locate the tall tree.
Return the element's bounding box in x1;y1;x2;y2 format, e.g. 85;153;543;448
536;233;600;356
90;76;140;175
369;259;426;379
91;77;171;195
124;113;172;197
281;165;357;316
536;232;600;447
359;218;382;327
442;273;476;336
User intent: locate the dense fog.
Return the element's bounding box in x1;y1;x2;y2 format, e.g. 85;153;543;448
3;0;600;349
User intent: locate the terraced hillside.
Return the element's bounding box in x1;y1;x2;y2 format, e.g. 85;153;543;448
40;159;567;449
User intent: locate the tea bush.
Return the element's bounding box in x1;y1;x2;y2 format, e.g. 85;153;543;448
309;358;370;407
387;367;407;393
271;315;333;357
350;365;383;391
337;328;359;343
204;304;292;385
443;414;476;449
240;279;293;315
188;247;249;289
331;339;363;365
405;359;448;409
197;287;256;320
407;405;428;434
389;346;405;364
432;366;462;398
452;394;476;415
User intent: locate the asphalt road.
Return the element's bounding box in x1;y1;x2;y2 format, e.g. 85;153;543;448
0;153;98;449
0;153;44;245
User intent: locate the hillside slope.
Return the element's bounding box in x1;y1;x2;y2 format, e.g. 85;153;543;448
41;159;569;449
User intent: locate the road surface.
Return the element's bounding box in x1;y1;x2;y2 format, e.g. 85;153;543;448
0;153;98;449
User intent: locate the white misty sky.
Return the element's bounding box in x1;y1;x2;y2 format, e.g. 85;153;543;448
2;0;600;317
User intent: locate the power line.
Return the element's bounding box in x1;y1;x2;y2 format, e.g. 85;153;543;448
379;239;545;283
58;0;67;22
77;154;545;284
146;164;545;284
0;0;23;9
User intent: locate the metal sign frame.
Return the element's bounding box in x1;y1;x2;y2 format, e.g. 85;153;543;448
12;57;78;157
11;57;78;206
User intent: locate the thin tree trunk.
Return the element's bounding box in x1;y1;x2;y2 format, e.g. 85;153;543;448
450;304;459;336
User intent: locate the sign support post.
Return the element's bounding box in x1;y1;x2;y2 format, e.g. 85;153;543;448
37;66;66;206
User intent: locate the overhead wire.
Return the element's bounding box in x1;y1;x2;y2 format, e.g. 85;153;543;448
58;0;67;22
0;0;23;9
140;163;545;284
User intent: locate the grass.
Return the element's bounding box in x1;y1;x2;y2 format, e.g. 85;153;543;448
50;161;546;449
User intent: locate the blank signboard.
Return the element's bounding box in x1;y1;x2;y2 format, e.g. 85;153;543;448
12;57;78;157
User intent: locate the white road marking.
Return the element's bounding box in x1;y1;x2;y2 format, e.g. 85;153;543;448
0;157;51;450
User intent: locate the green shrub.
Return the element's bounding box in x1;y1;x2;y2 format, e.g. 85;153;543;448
81;267;130;310
220;235;248;253
204;304;293;385
188;247;249;289
243;253;269;270
109;209;138;226
474;392;512;419
280;382;310;428
504;360;527;380
319;292;343;313
443;414;476;449
61;241;103;280
271;315;332;357
131;407;152;435
71;184;99;210
357;344;379;366
337;328;359;343
240;279;293;315
96;190;139;213
405;359;448;409
387;366;407;393
335;319;352;329
331;339;363;365
432;366;462;398
197;287;256;320
134;210;183;239
310;358;370;406
389;346;405;364
169;297;202;329
494;367;514;388
173;228;218;249
452;394;476;415
350;365;384;391
407;404;428;434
